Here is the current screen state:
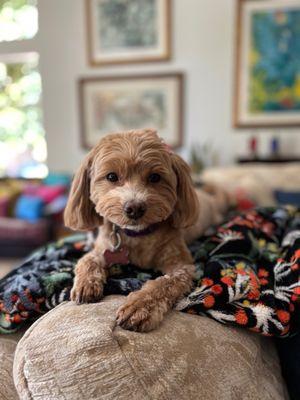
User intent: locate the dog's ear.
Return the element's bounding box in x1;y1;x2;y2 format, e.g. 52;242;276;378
170;153;199;229
64;150;102;231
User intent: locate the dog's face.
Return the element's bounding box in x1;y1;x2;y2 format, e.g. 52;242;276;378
89;132;178;230
64;129;199;231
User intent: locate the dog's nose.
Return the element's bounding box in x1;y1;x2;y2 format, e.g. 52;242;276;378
124;201;146;220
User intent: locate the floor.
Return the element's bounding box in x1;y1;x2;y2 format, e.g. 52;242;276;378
0;259;19;279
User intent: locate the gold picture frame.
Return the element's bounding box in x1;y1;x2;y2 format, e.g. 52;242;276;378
234;0;300;128
79;73;184;149
86;0;171;66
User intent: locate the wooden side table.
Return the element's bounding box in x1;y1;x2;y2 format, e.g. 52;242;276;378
237;157;300;164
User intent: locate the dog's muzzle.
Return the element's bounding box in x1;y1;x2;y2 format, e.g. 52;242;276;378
123;201;146;220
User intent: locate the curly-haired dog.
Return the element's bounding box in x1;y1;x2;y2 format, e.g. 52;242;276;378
64;129;229;332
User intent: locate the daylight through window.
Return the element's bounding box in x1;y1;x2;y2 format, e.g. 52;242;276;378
0;0;47;178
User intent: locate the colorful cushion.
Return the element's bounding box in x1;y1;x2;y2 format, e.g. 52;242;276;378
15;195;44;222
274;190;300;206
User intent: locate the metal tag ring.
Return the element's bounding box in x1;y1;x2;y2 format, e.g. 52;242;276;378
110;231;121;251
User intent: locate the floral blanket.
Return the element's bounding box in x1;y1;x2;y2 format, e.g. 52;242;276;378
1;206;300;336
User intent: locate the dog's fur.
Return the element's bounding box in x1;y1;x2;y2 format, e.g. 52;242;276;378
64;129;229;332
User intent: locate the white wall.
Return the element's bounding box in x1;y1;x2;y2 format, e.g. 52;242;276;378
37;0;300;174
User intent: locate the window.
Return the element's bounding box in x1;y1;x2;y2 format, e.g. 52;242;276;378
0;0;38;42
0;0;47;178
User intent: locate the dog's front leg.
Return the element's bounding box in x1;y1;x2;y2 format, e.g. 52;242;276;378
116;254;195;332
71;250;107;304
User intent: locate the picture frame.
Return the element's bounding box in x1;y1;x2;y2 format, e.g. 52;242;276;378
79;73;184;149
234;0;300;128
86;0;171;65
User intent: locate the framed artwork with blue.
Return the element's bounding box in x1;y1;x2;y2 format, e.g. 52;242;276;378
234;0;300;127
86;0;171;65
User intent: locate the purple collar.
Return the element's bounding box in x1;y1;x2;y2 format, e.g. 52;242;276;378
120;223;159;238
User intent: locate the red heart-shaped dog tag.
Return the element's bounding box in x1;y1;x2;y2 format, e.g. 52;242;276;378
103;247;130;268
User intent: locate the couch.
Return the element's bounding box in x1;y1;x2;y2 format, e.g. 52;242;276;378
2;163;299;400
0;176;71;257
201;162;300;207
2;297;287;400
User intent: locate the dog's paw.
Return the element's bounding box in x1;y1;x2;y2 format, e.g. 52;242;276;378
71;278;103;304
116;291;167;332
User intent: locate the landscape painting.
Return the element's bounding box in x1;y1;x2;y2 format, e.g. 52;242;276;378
86;0;171;65
98;0;157;50
234;0;300;127
79;74;183;149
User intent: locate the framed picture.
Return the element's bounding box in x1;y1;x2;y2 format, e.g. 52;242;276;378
79;73;184;149
86;0;171;65
234;0;300;127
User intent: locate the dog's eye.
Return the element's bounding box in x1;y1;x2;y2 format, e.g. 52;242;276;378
106;172;119;182
148;173;161;183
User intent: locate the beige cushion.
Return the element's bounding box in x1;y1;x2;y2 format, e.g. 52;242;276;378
0;332;24;400
14;296;285;400
202;162;300;206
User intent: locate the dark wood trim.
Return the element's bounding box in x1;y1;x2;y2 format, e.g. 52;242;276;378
78;72;184;150
233;0;244;129
233;0;300;129
235;121;300;129
85;0;172;66
85;0;94;69
78;76;89;150
237;157;300;163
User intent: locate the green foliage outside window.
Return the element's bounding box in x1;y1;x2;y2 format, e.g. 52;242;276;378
0;56;47;177
0;0;46;177
0;0;38;42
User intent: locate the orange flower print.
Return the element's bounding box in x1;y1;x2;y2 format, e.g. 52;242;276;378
291;263;299;271
249;271;260;290
203;295;215;308
201;278;214;287
293;287;300;296
235;262;247;275
13;314;22;324
247;289;260;300
290;250;300;266
294;249;300;259
221;276;234;286
259;278;269;286
258;269;269;285
291;294;298;302
211;284;223;295
74;242;85;250
235;309;248;325
258;268;269;278
236;269;247;276
276;310;290;324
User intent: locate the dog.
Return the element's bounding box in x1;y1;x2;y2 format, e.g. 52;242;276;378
64;129;229;332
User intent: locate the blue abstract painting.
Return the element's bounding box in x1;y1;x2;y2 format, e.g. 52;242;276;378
250;8;300;113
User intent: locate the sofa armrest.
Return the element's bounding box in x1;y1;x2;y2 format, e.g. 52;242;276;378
14;296;285;400
0;335;21;400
